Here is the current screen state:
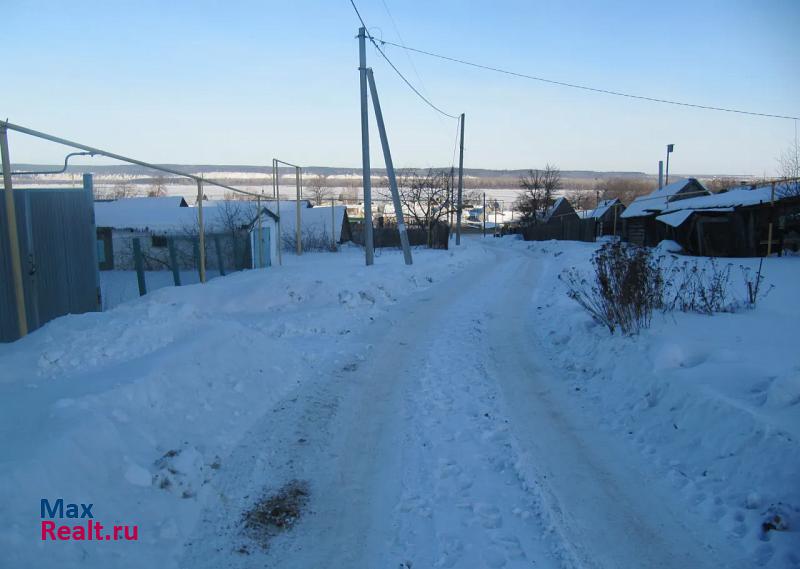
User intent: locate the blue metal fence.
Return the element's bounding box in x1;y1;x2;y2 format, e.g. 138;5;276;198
0;174;100;342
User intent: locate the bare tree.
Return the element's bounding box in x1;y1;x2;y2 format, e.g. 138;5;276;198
777;139;800;197
106;180;137;200
702;177;743;193
147;175;168;197
515;164;561;223
395;169;453;247
308;175;331;205
595;177;654;204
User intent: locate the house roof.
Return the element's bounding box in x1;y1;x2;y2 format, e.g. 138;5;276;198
583;198;622;220
620;178;708;219
94;197;191;232
660;184;789;214
656;208;732;228
543;197;574;222
653;182;798;228
95;197;277;233
278;205;349;241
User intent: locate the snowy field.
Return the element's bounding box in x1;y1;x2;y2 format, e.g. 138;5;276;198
0;237;797;568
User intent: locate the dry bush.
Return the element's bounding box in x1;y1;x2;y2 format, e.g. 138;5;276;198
560;242;664;334
282;227;336;252
561;243;771;334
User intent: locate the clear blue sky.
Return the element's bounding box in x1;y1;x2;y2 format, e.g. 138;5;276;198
5;0;799;176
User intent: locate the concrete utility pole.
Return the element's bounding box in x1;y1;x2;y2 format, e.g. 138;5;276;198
358;27;374;265
456;113;465;245
0;126;28;338
366;68;413;265
658;160;664;189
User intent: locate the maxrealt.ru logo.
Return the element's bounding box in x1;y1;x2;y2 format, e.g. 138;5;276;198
40;499;139;542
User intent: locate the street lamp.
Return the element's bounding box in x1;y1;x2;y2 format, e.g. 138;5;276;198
665;144;675;185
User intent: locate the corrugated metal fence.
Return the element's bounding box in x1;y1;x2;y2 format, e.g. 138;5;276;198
1;174;100;342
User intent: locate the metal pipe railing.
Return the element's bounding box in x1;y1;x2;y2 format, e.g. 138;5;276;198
0;121;262;198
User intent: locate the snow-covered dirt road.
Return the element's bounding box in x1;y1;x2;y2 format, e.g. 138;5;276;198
4;238;794;568
182;243;742;569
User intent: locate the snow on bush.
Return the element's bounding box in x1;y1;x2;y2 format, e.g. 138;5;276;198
560;242;772;334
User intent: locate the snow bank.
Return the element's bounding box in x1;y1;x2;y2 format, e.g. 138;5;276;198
509;240;800;568
0;243;488;569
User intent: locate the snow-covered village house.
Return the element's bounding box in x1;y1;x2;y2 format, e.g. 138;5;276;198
652;180;800;256
580;198;625;236
620;178;709;246
94;197;279;272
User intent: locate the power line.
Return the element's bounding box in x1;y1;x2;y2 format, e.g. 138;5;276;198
349;0;459;119
375;39;799;121
379;0;429;101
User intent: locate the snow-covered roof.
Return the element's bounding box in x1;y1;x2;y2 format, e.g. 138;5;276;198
653;182;798;228
278;205;348;241
660;184;789;214
583;198;622;220
656;209;734;228
95;197;275;233
94;197;189;232
543;197;568;222
621;178;708;219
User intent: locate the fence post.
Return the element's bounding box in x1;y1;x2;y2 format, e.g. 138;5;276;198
132;237;147;296
766;182;775;257
213;234;226;276
295;166;302;256
168;237;181;286
273;159;282;266
196;178;206;283
257;194;265;268
482;192;486;237
331;197;337;251
0;125;28;338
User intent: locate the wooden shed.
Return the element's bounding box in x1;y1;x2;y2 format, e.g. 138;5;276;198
621;178;709;246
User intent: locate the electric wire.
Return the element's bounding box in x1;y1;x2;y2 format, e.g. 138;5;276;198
349;0;459;119
374;38;799;121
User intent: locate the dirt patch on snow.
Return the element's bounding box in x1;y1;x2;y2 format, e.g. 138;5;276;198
242;480;310;548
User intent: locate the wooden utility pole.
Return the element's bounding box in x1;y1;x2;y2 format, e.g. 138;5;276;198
0;126;28;338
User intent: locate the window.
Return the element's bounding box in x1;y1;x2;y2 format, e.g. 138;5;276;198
151;235;168;248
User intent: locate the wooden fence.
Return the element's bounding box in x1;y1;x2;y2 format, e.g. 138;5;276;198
351;221;450;250
521;218;597;243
